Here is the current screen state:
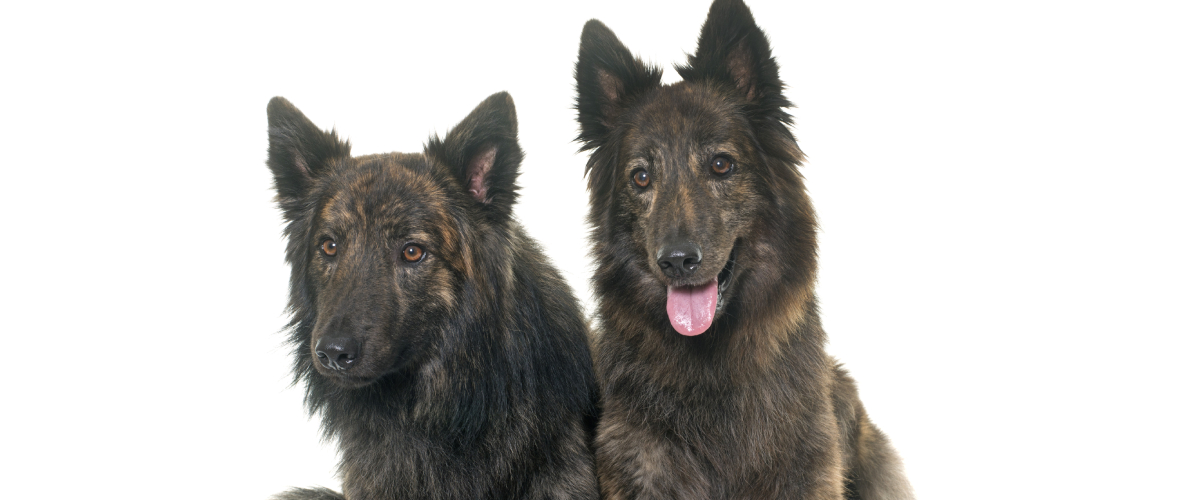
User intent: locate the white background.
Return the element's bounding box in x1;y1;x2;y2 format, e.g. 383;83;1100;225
2;1;1177;498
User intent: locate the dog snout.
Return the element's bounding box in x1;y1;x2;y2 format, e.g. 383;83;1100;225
657;241;702;279
315;336;361;371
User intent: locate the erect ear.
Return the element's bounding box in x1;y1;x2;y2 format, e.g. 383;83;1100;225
426;92;522;222
676;0;784;105
575;19;663;151
266;97;350;209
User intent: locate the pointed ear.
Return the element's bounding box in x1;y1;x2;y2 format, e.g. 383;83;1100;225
266;97;351;208
427;92;523;221
676;0;783;105
575;19;663;151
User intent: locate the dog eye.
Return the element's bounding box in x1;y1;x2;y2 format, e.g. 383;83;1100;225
402;244;425;263
711;156;734;176
632;169;650;188
321;239;338;256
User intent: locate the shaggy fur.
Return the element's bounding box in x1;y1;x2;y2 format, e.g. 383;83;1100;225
574;1;913;498
265;93;599;500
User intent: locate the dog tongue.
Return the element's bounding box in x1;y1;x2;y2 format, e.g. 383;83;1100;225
666;278;718;336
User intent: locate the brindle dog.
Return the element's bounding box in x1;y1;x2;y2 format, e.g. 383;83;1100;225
266;93;598;500
575;1;914;498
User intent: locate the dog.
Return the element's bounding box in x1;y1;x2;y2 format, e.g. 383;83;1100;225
574;1;914;498
265;92;599;500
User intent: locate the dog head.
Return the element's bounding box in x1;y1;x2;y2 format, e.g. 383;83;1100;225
576;0;815;337
266;93;522;388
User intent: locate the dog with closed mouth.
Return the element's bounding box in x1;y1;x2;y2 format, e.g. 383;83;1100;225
575;1;914;498
265;92;599;500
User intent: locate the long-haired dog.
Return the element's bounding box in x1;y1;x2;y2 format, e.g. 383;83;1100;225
265;92;599;499
574;1;914;498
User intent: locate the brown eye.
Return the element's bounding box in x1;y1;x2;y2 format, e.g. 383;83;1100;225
402;244;424;262
321;239;337;256
632;169;650;188
711;156;734;176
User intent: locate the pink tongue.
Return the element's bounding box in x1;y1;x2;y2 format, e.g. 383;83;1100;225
666;278;718;336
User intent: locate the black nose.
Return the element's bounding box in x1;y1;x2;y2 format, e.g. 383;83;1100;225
315;336;360;371
657;241;702;279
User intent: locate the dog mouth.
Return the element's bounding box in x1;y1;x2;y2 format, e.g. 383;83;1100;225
665;246;737;336
312;359;379;388
321;371;379;388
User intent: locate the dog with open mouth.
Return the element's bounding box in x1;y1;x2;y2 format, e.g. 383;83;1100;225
575;0;914;498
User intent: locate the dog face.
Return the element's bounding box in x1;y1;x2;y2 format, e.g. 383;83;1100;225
267;93;523;387
300;154;463;387
611;85;766;336
576;0;812;337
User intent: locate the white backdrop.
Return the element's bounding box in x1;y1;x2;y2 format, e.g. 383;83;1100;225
1;1;1177;499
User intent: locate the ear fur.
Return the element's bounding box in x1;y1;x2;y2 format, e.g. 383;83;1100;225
427;92;523;222
677;0;802;164
266;97;351;211
574;19;663;152
676;0;785;104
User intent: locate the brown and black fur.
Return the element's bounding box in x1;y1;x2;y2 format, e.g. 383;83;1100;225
265;93;598;500
574;1;913;498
